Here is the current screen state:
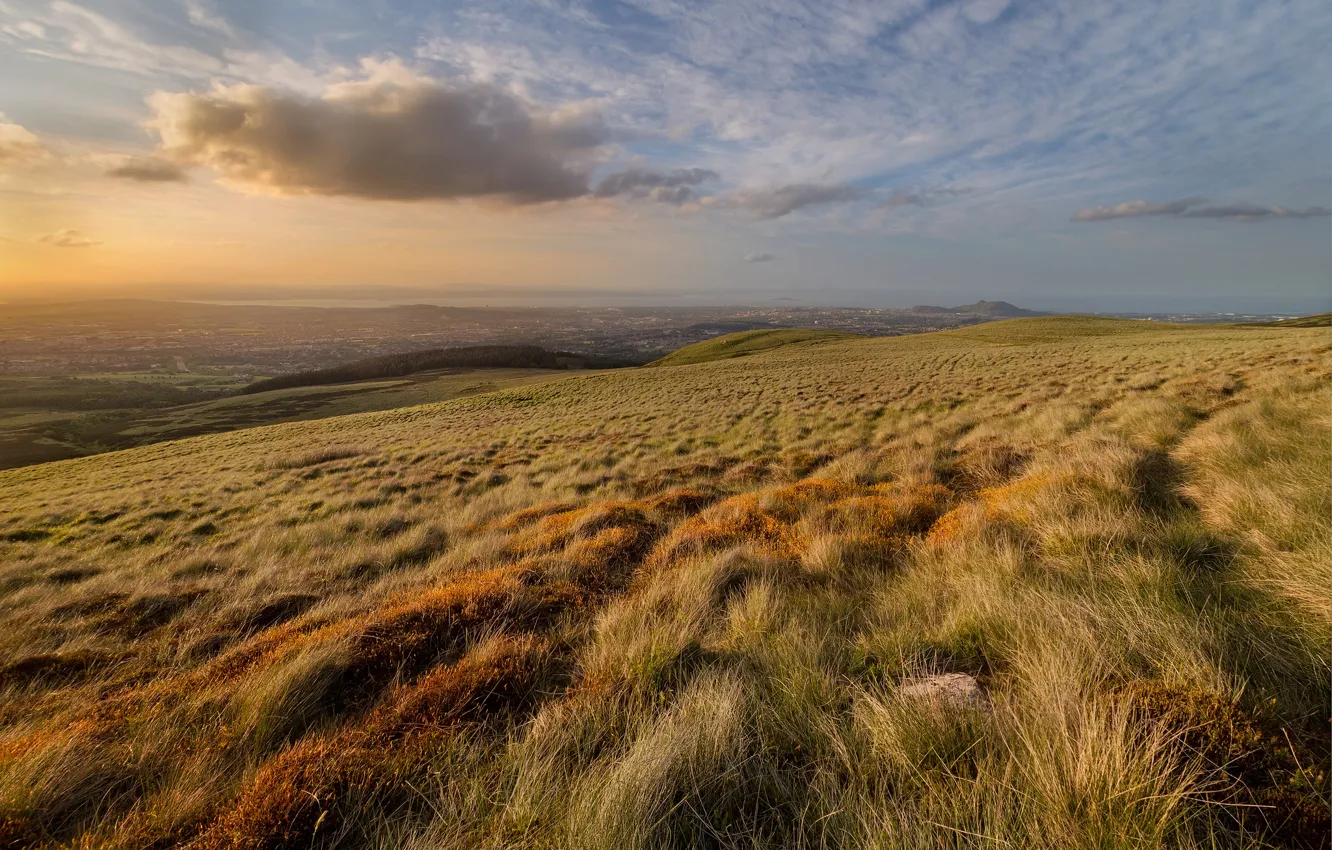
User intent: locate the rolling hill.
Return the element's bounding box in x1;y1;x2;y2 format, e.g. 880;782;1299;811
649;328;861;366
240;345;637;395
0;318;1327;849
1244;312;1332;328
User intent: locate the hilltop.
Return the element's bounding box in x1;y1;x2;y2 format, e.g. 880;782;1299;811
649;328;861;366
0;317;1327;849
910;299;1050;317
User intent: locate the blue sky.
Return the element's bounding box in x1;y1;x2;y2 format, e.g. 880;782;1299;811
0;0;1329;311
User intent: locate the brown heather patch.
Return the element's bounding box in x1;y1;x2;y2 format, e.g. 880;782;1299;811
634;487;718;517
826;483;952;536
925;505;970;545
370;635;557;736
652;492;807;564
649;479;951;567
488;501;579;532
926;473;1065;544
949;440;1029;491
0;651;114;690
767;477;854;507
629;460;733;495
192;637;557;850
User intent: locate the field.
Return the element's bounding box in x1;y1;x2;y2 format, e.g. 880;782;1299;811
0;317;1328;849
0;369;580;470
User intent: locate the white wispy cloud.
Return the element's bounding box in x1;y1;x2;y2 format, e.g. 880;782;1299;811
38;228;100;247
415;0;1331;212
2;0;1328;233
724;182;869;219
0;113;48;165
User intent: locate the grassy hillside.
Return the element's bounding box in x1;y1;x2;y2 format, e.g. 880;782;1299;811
240;345;634;395
0;318;1328;849
0;369;579;471
650;328;861;366
1244;313;1332;328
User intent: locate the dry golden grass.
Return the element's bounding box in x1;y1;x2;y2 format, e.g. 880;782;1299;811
0;317;1327;849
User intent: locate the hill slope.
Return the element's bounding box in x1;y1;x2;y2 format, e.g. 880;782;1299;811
1243;312;1332;328
650;327;861;366
0;317;1327;849
241;344;632;394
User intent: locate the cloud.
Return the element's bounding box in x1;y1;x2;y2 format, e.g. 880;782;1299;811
727;182;869;219
1071;197;1207;221
38;229;101;248
1180;203;1331;221
1073;197;1330;222
184;0;236;37
0;114;48;165
106;156;187;182
744;252;775;262
961;0;1012;24
146;64;609;203
595;167;717;204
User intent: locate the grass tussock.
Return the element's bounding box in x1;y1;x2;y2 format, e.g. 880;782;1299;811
0;318;1327;849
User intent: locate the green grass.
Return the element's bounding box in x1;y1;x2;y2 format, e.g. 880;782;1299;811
0;368;582;470
650;328;861;366
0;317;1327;849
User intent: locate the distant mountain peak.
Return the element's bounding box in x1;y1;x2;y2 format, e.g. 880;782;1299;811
909;300;1049;317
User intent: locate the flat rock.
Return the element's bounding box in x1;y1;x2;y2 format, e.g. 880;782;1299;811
896;673;987;710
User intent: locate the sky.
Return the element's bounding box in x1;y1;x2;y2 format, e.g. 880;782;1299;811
0;0;1329;312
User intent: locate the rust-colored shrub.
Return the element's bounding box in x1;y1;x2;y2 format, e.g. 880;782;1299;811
974;473;1057;524
0;651;112;689
371;636;554;736
652;494;804;564
327;566;579;697
951;441;1028;490
825;484;951;539
769;478;853;508
489;501;578;532
634;488;717;517
194;638;557;850
925;506;971;545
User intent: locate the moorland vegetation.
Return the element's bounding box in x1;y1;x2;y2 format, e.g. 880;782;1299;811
0;317;1327;849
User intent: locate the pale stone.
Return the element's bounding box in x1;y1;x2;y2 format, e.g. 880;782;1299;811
896;673;987;710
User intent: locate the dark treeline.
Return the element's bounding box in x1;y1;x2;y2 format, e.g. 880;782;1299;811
241;345;636;395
